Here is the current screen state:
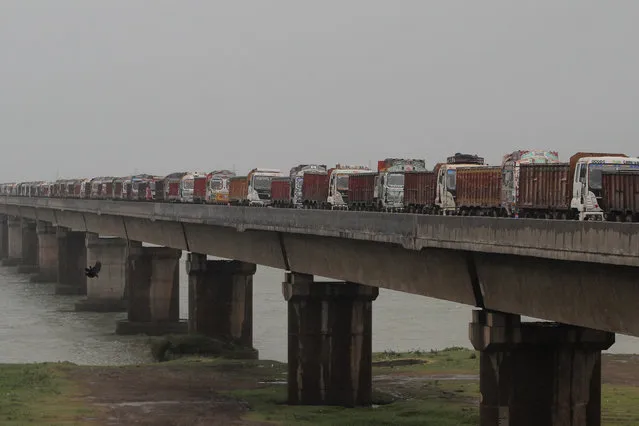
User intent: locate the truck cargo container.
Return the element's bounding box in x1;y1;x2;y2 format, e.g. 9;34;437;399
228;176;249;205
501;150;562;216
601;172;639;221
516;163;571;218
271;177;292;207
455;166;502;215
347;172;377;210
301;171;329;208
403;170;437;213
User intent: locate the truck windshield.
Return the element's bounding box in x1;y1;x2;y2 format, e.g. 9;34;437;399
336;175;349;191
446;170;456;190
182;179;194;189
210;178;223;191
387;173;404;186
588;163;639;189
253;175;273;190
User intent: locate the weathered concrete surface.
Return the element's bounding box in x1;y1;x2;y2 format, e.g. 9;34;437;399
56;228;87;295
187;254;255;347
470;310;614;426
116;246;186;335
16;219;38;273
283;273;379;407
75;235;132;312
474;252;639;337
2;197;639;337
2;216;23;266
0;215;7;260
31;221;58;282
2;197;638;267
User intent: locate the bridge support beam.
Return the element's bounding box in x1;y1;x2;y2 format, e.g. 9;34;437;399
116;246;186;335
16;219;38;274
30;221;58;282
469;309;615;426
2;217;23;266
75;235;131;312
0;215;8;260
282;272;379;407
187;253;255;349
55;228;87;295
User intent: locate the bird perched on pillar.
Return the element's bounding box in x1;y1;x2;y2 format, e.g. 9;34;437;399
85;261;102;278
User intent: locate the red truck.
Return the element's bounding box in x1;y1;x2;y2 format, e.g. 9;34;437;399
271;178;292;207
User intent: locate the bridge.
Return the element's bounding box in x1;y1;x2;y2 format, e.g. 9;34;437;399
0;195;637;425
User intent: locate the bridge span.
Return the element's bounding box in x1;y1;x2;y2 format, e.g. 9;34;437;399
0;195;637;424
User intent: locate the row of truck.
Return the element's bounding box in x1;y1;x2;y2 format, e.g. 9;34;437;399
2;150;639;221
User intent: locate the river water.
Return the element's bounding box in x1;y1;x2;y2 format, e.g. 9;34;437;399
0;255;638;365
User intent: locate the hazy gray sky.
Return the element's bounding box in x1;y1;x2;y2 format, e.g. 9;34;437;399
1;1;638;181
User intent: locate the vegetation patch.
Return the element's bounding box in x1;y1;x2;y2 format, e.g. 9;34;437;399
149;333;259;362
0;362;94;425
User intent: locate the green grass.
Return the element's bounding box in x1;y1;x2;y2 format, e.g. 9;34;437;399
228;386;478;426
0;362;94;425
603;385;639;426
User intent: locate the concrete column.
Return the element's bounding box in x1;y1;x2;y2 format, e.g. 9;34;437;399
30;221;58;282
75;234;131;312
2;216;23;266
0;215;8;260
55;227;87;295
187;253;255;347
115;245;187;335
282;272;379;407
16;219;38;273
469;309;615;426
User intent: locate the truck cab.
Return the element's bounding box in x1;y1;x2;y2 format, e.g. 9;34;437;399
374;158;426;211
207;170;235;204
435;153;484;215
247;168;282;206
327;165;370;209
570;155;639;220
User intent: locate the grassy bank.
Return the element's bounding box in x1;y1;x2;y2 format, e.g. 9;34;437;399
1;348;639;425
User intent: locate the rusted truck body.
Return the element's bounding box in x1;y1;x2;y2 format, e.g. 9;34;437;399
454;166;502;215
403;170;438;213
601;172;639;221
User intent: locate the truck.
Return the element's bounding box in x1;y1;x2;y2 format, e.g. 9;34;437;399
510;152;639;220
206;170;236;204
500;150;562;217
179;171;209;203
270;164;329;208
601;172;639;222
435;153;485;215
343;158;427;212
326;164;371;210
270;177;292;207
162;172;188;202
228;168;283;206
454;166;502;216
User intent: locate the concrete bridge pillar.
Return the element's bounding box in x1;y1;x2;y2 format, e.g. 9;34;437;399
469;309;615;426
0;215;8;260
187;253;255;347
16;219;38;274
55;227;87;295
30;221;58;282
2;216;24;266
282;272;379;407
116;245;186;335
75;234;131;312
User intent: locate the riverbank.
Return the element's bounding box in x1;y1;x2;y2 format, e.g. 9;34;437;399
2;347;639;425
